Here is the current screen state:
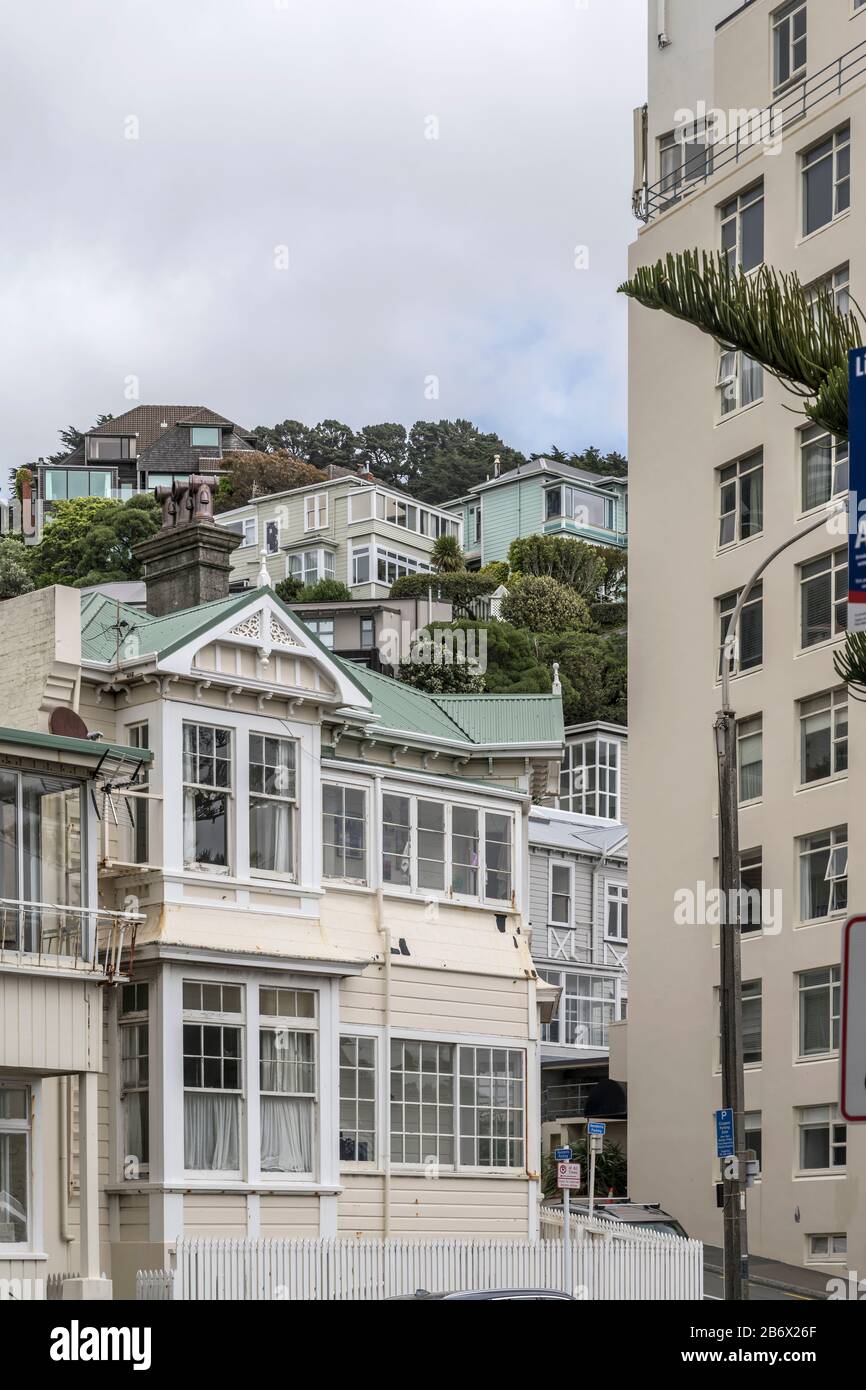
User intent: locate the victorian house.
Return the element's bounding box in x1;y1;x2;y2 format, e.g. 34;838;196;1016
0;477;564;1295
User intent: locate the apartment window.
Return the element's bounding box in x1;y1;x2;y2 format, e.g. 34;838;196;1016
800;550;846;648
743;980;762;1065
799;689;848;784
721;183;764;272
359;616;375;650
549;861;573;926
306;618;335;650
224;517;257;548
737;716;763;803
458;1047;525;1169
606;883;628;941
807;1233;847;1263
339;1035;376;1163
541;972;618;1048
806;264;850;319
87;436;136;461
0;1085;29;1245
127;722;149;865
381;794;512;904
43;467;113;501
803;125;850;236
798;1105;846;1171
265;520;280;555
190;427;220;448
744;1111;762;1173
717;350;763;416
304;493;329;531
800;426;848;512
119;983;149;1174
718;451;763;547
375;546;432;585
799;825;848;921
740;848;763;933
287;548;336;586
182;723;231;869
352;546;371;586
259;988;316;1174
249;735;296;878
772;1;807;93
545;485;614;532
798;966;841;1057
558;737;620;819
658;126;710;204
719;584;763;675
323;784;367;882
182;982;243;1172
390;1040;455;1165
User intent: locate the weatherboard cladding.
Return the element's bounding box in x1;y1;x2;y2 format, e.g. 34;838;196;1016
80;587;564;751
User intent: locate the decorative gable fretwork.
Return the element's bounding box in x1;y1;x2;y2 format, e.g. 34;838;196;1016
226;609;299;649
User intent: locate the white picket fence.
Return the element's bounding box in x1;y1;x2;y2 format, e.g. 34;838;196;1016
137;1229;703;1301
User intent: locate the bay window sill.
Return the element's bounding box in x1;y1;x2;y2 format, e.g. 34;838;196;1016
107;1180;344;1196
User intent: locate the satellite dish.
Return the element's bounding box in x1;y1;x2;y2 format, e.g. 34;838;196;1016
49;707;90;740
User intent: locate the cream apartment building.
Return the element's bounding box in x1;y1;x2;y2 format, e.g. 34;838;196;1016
626;0;866;1275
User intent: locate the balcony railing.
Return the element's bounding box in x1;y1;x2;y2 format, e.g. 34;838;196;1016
635;36;866;222
542;1083;593;1123
0;899;143;982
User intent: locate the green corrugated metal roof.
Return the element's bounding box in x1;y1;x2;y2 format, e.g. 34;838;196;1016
80;590;252;664
331;659;473;743
0;725;152;765
432;694;564;746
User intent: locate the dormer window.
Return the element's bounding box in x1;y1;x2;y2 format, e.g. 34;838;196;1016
87;437;136;460
190;427;220;448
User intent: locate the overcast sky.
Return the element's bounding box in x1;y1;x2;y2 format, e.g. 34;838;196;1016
1;0;647;468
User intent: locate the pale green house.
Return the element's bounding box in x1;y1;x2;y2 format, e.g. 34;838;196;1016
443;458;628;568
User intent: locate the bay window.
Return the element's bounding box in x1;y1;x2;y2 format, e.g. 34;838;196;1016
322;784;367;882
0;1085;29;1246
259;988;316;1174
381;795;512;904
389;1041;525;1170
182;982;243;1172
451;806;479;896
339;1035;376;1163
0;770;84;954
249;735;296;877
418;800;447;891
390;1040;454;1165
183;723;232;869
458;1047;524;1169
127;722;150;865
287;548;335;586
539;970;618;1048
558;737;620;819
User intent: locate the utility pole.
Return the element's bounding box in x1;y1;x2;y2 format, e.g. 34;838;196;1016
716;504;843;1301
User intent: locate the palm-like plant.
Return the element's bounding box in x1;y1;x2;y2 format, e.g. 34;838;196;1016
431;533;466;573
619;251;866;690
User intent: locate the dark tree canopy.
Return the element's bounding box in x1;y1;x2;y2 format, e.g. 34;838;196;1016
28;494;160;589
215;451;326;512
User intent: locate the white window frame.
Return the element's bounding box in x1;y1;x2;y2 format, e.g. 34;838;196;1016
718;584;763;677
248;733;298;882
798;688;848;786
0;1081;32;1253
717;349;764;417
772;0;807;95
802;124;850;237
223;516;258;548
182;721;233;873
119;982;150;1180
264;518;281;555
322;781;369;885
286;548;336;586
304;493;329;532
658;125;710;205
539;970;619;1049
717;450;763;548
807;1232;847;1264
380;789;515;908
805;264;850;320
351;544;371;587
720;182;764;273
798;965;842;1059
797;1105;846;1174
548;860;574;927
799;424;849;514
259;988;318;1179
339;1034;377;1167
799;549;847;650
190;426;221;448
799;825;848;923
605;881;628;942
182;981;245;1179
737;714;763;805
557;737;620;820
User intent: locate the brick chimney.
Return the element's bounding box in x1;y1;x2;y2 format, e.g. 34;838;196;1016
133;475;241;616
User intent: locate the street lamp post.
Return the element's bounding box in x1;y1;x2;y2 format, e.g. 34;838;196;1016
715;505;844;1302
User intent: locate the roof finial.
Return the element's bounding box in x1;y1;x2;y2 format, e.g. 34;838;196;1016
258;549;272;589
551;661;561;695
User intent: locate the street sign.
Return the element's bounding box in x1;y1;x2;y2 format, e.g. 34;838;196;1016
554;1147;572;1162
587;1121;606;1136
557;1162;582;1190
715;1108;735;1158
848;347;866;632
589;1133;603;1154
841;915;866;1121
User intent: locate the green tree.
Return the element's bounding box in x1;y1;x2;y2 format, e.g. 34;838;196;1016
307;420;360;473
534;445;628;479
215;451;325;513
431;534;465;573
0;538;35;600
406;420;526;503
500;575;591;633
508;534;606;602
396;649;486;694
389;570;498;617
252;420;313;459
357;423;408;486
619;248;863;684
28;494;160;589
541;1139;627;1199
296;579;352;603
274;576;303;604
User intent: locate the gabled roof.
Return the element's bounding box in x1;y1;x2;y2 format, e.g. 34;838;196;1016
80;590;250;664
529;806;628;859
452;458;627;502
86;405;256;451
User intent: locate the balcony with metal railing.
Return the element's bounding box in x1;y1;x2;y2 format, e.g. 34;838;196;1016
635;35;866;223
0;899;142;982
541;1082;594;1123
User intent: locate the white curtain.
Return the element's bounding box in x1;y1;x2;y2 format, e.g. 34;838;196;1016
184;1093;239;1170
251;801;293;875
183;790;197;865
261;1097;312;1172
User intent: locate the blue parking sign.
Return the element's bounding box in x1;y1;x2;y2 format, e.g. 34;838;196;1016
848;348;866;632
715;1108;735;1159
